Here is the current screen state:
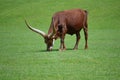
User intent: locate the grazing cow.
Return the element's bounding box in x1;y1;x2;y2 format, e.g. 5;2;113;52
25;9;88;51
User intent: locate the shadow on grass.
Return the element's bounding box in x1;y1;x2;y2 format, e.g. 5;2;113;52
40;49;58;52
25;48;82;53
39;48;74;52
24;49;58;53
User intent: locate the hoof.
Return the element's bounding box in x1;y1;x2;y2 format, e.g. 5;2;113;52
73;48;78;50
59;48;66;51
73;47;78;50
84;47;88;50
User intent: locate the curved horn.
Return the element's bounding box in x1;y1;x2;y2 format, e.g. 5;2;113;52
25;20;46;38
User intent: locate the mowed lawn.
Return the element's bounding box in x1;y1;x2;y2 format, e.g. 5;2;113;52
0;0;120;80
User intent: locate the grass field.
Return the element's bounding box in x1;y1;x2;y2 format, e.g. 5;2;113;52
0;0;120;80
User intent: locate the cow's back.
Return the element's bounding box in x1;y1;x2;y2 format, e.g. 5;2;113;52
52;9;87;35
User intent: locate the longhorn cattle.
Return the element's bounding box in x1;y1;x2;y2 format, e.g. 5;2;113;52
25;9;88;51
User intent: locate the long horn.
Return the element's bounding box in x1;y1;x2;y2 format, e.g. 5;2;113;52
25;20;46;37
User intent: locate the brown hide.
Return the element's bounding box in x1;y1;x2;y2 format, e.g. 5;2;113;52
48;9;88;51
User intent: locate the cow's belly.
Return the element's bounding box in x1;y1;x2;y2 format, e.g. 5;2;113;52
66;26;82;35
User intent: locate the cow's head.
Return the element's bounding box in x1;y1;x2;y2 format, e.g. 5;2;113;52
25;20;56;51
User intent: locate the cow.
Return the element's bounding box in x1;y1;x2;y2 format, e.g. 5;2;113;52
25;9;88;51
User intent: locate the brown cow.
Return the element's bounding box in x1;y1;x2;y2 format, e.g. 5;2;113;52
25;9;88;51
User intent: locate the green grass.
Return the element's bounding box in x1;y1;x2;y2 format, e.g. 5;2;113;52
0;0;120;80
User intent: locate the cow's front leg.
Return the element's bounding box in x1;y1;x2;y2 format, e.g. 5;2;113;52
59;35;66;51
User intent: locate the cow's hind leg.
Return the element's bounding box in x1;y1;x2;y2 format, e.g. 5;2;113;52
83;26;88;49
83;10;88;49
73;32;80;50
